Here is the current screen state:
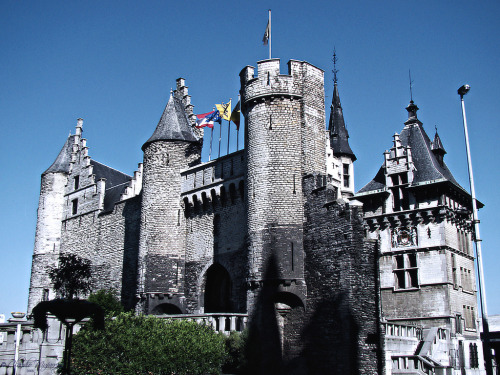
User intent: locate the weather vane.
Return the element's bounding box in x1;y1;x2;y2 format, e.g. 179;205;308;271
332;48;339;84
409;69;414;102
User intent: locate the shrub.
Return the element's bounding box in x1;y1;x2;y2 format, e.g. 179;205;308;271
71;313;227;374
222;330;248;374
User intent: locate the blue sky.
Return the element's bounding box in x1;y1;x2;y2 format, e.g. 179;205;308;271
1;1;499;318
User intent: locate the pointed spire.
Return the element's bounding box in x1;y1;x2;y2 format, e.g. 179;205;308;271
43;134;75;175
431;127;447;166
142;93;198;150
432;128;446;153
328;81;356;161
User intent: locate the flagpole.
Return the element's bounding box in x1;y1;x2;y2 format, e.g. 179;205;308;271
268;9;271;59
227;119;231;155
225;99;231;155
218;120;222;158
208;107;215;161
209;127;213;161
236;94;240;151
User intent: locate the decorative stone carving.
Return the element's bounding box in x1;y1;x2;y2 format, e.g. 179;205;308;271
391;226;418;248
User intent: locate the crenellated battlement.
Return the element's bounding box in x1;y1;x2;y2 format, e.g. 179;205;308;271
240;59;324;112
180;150;244;206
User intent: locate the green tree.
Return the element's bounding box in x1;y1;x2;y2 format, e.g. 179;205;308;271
71;313;227;375
49;254;92;299
223;330;248;374
87;289;124;317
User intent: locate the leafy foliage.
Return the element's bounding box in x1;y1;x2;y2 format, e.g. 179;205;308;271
87;289;124;317
49;254;92;299
222;330;248;374
71;313;227;374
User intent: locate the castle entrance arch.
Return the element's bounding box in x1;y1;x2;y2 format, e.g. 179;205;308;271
204;263;232;313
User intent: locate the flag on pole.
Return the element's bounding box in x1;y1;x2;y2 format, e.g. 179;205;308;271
230;101;241;130
262;20;270;45
216;101;231;121
195;111;221;128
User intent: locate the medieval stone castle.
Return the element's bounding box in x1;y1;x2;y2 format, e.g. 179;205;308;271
2;58;483;374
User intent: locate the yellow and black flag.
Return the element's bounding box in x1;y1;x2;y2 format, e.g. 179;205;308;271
216;100;231;121
230;101;241;130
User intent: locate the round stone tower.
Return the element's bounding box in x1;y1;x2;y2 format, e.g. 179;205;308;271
240;59;326;313
137;90;201;314
27;120;81;313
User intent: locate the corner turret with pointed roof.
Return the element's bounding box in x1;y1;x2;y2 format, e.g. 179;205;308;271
431;128;447;166
328;82;356;161
43;134;75;175
142;93;198;151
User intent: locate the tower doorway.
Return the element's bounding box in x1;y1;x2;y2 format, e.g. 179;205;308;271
204;264;232;313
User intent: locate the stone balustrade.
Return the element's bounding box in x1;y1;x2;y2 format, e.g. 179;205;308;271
157;313;248;335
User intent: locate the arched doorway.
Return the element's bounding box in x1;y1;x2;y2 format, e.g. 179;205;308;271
204;264;232;313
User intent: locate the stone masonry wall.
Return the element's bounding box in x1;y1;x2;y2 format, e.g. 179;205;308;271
301;175;384;374
184;194;247;314
59;196;141;310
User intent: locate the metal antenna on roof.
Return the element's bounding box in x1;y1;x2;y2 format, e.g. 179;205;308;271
332;48;339;84
409;69;414;102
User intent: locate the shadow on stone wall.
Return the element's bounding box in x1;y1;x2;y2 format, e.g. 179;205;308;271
121;198;141;310
243;254;283;375
243;248;371;374
300;294;360;374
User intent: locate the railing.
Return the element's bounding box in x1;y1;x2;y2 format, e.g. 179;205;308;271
385;322;422;340
156;313;248;335
391;355;434;375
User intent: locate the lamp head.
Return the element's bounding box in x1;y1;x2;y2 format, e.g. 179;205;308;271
458;84;470;97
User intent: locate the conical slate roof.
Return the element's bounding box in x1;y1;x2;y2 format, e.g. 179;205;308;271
328;83;356;161
43;135;74;175
358;102;463;194
142;94;198;150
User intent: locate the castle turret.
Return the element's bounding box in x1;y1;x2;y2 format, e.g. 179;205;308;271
137;87;201;314
327;81;356;197
27;125;76;313
240;59;326;314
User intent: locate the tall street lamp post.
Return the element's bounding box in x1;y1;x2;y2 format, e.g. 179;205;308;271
458;84;492;375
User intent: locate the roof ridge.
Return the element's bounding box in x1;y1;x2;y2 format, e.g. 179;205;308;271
91;159;132;178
